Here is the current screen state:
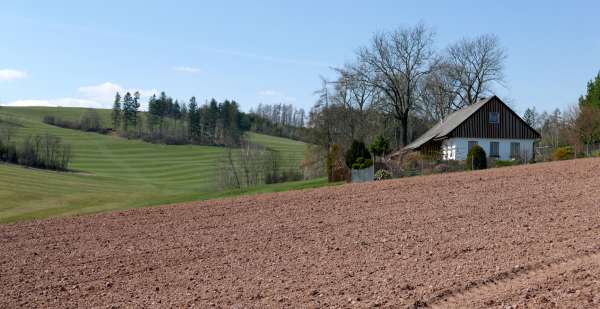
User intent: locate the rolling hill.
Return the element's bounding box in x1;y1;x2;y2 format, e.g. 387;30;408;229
0;106;326;223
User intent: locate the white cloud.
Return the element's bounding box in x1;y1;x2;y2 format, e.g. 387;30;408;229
77;82;123;103
1;82;157;110
78;82;157;102
173;66;200;74
2;98;100;108
0;69;28;82
258;89;297;103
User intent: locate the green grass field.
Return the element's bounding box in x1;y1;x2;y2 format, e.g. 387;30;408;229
0;106;330;223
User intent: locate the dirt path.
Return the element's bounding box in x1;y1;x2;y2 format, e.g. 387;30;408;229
2;159;600;308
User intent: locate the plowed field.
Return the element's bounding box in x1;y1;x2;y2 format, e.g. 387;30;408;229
2;159;600;308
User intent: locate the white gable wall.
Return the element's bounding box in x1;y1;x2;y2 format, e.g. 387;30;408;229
442;138;535;161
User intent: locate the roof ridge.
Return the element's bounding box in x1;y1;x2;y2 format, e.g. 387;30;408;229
403;96;494;150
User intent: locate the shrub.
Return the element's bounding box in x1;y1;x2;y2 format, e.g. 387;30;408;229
553;146;574;161
345;140;371;169
401;151;423;170
369;135;391;158
80;109;102;132
374;169;392;181
495;159;518;167
0;140;18;163
42;115;56;125
17;134;72;170
351;157;373;169
433;163;449;173
466;145;487;170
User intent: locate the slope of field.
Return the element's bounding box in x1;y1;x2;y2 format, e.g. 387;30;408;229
2;159;600;308
0;107;316;223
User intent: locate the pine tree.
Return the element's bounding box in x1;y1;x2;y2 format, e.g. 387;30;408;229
188;97;200;140
580;71;600;108
208;99;219;144
523;107;538;128
132;91;140;128
111;92;122;130
122;92;133;131
147;94;159;132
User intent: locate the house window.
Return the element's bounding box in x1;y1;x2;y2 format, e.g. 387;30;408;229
490;141;499;157
468;141;478;150
489;112;500;124
510;142;521;158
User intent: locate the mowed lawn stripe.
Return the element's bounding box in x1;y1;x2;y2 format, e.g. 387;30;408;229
0;106;317;223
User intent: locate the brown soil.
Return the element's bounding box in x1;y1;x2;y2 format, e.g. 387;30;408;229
2;159;600;308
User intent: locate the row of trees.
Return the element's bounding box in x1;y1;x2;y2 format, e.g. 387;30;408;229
0;119;72;170
251;103;306;128
522;71;600;157
308;23;506;155
248;103;308;141
111;92;249;145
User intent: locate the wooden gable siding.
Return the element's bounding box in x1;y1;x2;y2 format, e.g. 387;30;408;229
448;97;540;139
417;140;442;159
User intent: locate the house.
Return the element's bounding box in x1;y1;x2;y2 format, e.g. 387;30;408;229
401;96;540;161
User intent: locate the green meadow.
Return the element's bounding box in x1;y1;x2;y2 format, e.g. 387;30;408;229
0;107;330;223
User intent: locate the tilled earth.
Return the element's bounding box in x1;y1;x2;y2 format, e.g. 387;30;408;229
2;159;600;308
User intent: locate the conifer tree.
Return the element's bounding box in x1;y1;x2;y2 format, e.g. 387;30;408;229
111;92;122;130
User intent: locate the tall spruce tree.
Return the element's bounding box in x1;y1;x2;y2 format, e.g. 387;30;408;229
132;91;141;128
188;97;200;140
523;107;538;128
122;92;133;131
111;92;122;130
579;71;600;108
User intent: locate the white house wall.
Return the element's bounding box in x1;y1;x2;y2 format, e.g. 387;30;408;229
442;138;535;161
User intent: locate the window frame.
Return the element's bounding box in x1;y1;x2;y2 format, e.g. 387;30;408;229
489;112;500;124
489;141;500;157
510;142;521;159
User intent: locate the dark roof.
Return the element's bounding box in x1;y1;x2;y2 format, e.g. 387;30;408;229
404;96;494;150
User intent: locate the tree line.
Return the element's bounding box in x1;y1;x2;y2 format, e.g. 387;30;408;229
1;117;72;171
522;71;600;157
110;91;250;145
307;23;506;157
247;103;309;141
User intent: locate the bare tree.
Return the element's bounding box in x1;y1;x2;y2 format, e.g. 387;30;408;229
334;64;381;141
419;60;458;121
354;23;436;146
445;34;506;107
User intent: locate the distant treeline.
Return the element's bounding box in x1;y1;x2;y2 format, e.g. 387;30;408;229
248;103;310;142
0;118;72;171
107;92;250;145
41;91;311;145
43;109;109;134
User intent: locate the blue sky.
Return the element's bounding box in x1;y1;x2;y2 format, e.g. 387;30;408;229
1;0;599;114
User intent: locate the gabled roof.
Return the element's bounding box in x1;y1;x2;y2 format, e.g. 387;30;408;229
404;96;494;150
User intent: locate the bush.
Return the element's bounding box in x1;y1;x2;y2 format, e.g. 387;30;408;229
0;140;18;163
495;159;518;167
374;169;392;181
80;109;102;132
351;157;373;169
16;134;72;170
466;145;487;170
433;163;449;173
370;135;391;157
345;140;371;169
553;146;574;161
44;111;109;134
401;151;424;170
42;115;56;125
265;168;304;184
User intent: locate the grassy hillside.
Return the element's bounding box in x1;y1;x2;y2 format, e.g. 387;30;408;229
0;106;327;223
